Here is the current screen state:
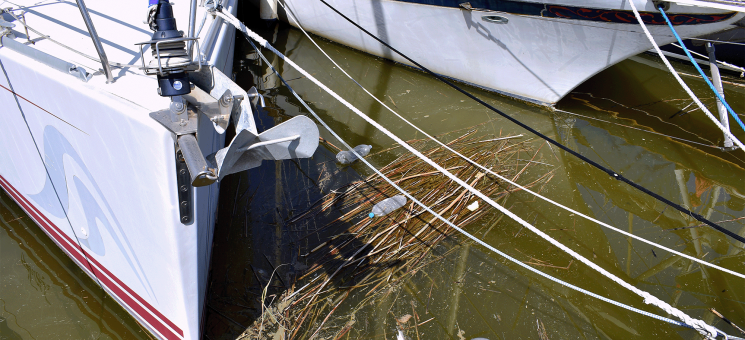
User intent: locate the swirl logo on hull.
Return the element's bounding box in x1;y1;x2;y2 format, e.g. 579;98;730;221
29;125;156;300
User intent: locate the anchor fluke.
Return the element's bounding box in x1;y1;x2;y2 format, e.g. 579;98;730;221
147;55;318;191
208;115;319;180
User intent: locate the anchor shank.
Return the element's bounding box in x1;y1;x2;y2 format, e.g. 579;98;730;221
177;134;216;187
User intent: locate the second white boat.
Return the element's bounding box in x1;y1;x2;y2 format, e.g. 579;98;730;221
262;0;744;105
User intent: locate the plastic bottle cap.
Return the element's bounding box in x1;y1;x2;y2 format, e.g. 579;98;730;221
369;213;375;218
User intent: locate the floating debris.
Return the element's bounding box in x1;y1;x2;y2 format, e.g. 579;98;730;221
336;144;372;164
240;130;552;339
370;195;407;218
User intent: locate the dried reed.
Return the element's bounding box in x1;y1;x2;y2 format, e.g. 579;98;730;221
239;130;552;339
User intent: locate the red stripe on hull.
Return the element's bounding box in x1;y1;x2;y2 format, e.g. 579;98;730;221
0;177;94;273
82;245;184;336
0;175;184;339
0;84;184;338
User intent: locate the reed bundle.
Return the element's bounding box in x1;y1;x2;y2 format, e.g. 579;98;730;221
239;130;553;339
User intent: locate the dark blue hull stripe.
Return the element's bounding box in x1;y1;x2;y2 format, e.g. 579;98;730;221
396;0;736;25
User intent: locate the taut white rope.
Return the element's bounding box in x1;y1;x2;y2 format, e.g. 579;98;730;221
671;43;745;74
217;10;726;338
277;0;745;281
627;0;745;152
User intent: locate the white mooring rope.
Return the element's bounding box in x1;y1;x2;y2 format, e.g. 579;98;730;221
216;9;737;339
276;0;745;281
627;0;745;153
671;43;745;75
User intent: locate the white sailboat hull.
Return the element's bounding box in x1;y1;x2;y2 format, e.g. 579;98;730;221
0;1;238;339
279;0;744;104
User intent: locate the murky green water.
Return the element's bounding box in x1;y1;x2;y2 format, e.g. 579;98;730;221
0;190;152;339
2;7;744;339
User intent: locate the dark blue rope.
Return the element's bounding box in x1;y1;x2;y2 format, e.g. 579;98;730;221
317;0;745;244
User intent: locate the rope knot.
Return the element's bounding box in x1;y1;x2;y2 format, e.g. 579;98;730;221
641;293;718;338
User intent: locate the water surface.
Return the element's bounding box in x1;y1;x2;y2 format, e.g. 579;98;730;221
1;9;744;340
202;14;745;340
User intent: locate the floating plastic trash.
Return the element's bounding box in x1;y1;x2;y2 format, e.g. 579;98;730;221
336;144;372;164
369;195;407;218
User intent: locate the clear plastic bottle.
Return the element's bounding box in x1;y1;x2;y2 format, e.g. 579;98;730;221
369;195;407;218
336;144;372;164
